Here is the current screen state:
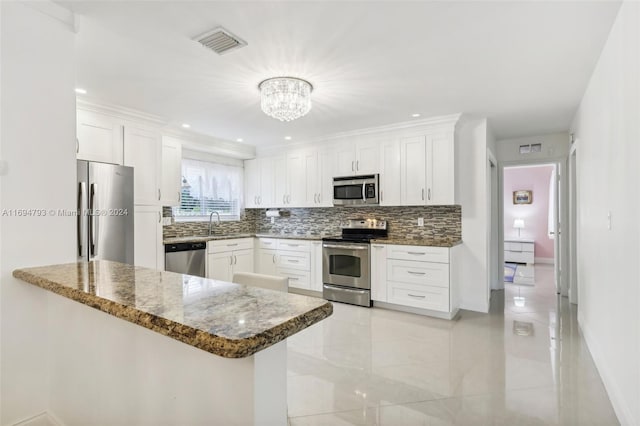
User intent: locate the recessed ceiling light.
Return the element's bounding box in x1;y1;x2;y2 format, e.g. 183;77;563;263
236;138;243;142
181;123;191;129
284;136;292;140
75;88;87;94
411;113;421;118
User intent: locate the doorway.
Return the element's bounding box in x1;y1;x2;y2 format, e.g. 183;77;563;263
502;164;559;299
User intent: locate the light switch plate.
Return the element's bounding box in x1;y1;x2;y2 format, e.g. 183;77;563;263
417;217;424;227
162;217;172;226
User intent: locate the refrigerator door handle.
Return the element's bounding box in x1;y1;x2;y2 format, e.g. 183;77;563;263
89;183;97;257
77;182;85;257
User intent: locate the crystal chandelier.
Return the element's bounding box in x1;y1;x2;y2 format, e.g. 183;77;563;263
259;77;313;122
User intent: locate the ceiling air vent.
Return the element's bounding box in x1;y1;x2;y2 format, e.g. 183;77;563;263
194;27;247;55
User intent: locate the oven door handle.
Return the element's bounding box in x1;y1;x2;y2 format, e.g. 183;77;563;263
323;244;369;250
323;284;368;294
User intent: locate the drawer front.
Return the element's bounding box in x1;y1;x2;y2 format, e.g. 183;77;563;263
386;245;449;263
504;250;534;264
277;268;311;290
208;238;253;254
258;238;278;250
276;250;311;271
521;243;534;253
276;239;311;252
504;242;522;252
387;259;449;288
388;282;449;312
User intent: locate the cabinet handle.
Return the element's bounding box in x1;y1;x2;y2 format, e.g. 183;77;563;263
227;243;238;247
408;271;426;276
288;259;300;263
272;254;276;264
230;256;233;265
76;138;80;154
283;195;286;205
421;188;425;201
288;277;299;281
158;189;161;201
407;251;426;255
380;190;383;203
428;188;431;201
356;160;359;171
372;245;384;248
408;293;426;299
318;193;321;203
234;255;237;265
158;211;161;223
286;244;299;247
258;196;262;205
351;161;355;172
287;195;291;204
178;191;181;203
314;193;318;204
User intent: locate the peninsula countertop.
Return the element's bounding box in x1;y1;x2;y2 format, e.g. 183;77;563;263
13;260;332;358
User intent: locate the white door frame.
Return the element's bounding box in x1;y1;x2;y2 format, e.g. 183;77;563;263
498;157;569;295
568;142;578;304
487;151;501;294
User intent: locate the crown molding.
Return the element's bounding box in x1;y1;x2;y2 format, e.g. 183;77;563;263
77;98;168;126
163;129;255;160
258;113;463;154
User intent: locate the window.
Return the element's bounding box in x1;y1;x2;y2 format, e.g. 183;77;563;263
174;158;243;221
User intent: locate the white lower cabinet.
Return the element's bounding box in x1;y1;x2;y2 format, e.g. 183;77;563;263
371;244;387;302
206;238;254;281
256;238;323;293
134;205;163;270
374;244;458;318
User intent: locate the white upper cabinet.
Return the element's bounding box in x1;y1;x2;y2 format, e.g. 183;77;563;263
334;139;380;177
274;155;288;207
160;136;182;207
400;132;456;206
286;151;306;206
429;133;455;205
400;136;428;205
303;150;319;207
379;139;401;206
76;109;123;164
123;125;161;206
244;159;260;208
244;157;277;208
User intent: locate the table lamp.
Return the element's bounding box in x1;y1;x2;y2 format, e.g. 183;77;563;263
513;219;525;238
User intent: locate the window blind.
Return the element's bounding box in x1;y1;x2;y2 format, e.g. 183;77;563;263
174;158;243;221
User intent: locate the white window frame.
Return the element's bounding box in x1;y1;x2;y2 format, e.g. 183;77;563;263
173;157;244;222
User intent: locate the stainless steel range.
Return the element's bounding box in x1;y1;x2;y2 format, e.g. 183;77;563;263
322;219;387;307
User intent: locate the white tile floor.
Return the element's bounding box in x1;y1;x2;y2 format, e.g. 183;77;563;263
286;265;619;425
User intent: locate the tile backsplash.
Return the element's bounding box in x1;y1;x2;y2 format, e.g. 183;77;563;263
163;206;461;241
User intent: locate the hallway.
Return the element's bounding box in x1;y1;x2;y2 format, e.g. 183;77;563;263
286;264;619;425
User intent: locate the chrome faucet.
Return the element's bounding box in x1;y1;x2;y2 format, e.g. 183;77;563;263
208;211;220;235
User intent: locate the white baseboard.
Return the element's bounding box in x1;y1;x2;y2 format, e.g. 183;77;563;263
580;318;634;425
459;300;489;313
534;257;554;264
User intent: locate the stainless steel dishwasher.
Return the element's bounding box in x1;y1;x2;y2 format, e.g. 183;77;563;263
164;242;206;277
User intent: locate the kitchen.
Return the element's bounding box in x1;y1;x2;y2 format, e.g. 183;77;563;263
1;1;638;425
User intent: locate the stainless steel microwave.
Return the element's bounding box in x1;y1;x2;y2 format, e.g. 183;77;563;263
332;174;379;206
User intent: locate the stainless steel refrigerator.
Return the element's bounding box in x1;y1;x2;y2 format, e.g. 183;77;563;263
77;160;134;264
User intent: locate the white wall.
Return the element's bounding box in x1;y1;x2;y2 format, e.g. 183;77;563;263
456;118;490;312
496;132;570;163
0;3;76;424
570;2;639;424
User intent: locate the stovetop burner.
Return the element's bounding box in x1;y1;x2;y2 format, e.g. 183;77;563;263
322;218;387;244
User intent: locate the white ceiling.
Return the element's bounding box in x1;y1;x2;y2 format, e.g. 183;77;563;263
61;1;621;147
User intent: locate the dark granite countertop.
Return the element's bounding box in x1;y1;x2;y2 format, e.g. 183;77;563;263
13;261;332;358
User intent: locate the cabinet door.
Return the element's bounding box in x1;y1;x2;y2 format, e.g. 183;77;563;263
380;139;401;206
207;252;232;281
77;110;123;164
257;249;278;276
124;126;161;206
317;151;334;207
160;137;182;207
303;150;319;207
334;142;356;177
259;157;276;207
134;205;162;270
273;155;287;207
244;159;260;208
371;244;387;302
286;151;306;207
311;241;323;292
232;249;254;275
400;136;427;206
355;140;380;174
427;133;455;205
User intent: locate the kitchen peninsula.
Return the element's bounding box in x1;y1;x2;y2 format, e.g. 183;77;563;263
13;260;332;425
